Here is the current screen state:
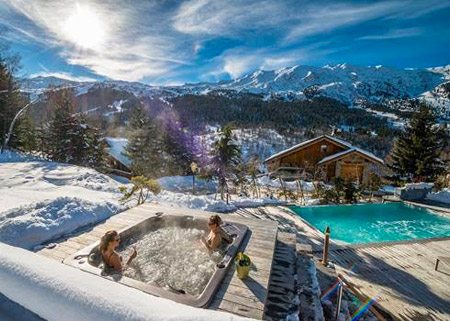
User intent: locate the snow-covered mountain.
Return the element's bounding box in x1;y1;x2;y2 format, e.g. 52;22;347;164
21;63;450;119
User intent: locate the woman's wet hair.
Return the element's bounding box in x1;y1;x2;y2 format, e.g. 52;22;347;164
209;215;222;226
99;230;118;252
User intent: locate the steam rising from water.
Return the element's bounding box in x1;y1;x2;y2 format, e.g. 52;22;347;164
119;227;222;296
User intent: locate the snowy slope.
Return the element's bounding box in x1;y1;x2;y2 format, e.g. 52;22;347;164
221;64;445;104
21;64;448;103
21;63;450;120
0;151;127;249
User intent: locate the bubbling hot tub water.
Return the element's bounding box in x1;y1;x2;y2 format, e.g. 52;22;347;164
118;226;223;296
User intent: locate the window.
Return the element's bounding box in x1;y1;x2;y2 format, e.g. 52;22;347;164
320;144;328;152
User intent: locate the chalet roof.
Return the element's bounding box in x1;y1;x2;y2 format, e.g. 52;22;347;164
318;148;384;165
264;135;353;163
264;135;384;165
105;137;131;167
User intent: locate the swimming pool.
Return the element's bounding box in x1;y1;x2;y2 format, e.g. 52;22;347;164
290;203;450;244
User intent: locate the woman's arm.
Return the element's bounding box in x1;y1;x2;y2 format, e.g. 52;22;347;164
126;248;137;266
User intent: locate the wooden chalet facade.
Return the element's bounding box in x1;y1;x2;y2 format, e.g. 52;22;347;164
105;138;132;178
264;135;384;184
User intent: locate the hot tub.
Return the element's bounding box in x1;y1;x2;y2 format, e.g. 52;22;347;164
63;212;248;307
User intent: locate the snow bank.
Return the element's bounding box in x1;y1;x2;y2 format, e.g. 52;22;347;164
0;242;253;321
257;176;315;192
404;183;434;190
305;199;321;206
158;176;217;193
380;185;396;194
427;189;450;204
0;197;121;249
151;190;286;212
0;161;127;249
0;149;41;163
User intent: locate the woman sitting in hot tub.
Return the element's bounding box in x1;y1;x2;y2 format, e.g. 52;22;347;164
99;230;137;274
201;215;232;252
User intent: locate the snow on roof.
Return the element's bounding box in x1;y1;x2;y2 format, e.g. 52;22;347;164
0;242;254;321
106;137;131;167
264;135;353;163
318;147;384;165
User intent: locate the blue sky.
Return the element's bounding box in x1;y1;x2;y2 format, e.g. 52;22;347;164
1;0;449;85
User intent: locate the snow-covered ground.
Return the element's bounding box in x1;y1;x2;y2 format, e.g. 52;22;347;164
404;182;434;190
158;175;217;193
0;242;253;321
0;151;127;249
427;189;450;204
150;190;286;212
0;150;295;249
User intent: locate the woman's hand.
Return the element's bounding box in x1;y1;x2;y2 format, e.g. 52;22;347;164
130;247;137;260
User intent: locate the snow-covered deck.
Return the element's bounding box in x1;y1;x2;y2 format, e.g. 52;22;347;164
34;202;279;319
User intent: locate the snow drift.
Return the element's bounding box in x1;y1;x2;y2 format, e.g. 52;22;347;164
427;189;450;204
0;197;121;249
0;152;127;249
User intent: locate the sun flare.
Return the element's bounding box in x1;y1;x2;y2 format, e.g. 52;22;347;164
63;4;105;49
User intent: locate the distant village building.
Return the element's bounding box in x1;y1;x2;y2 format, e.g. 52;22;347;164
105;137;131;178
264;135;384;184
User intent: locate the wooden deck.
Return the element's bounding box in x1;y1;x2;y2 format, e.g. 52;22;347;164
35;202;279;320
330;239;450;321
235;205;450;321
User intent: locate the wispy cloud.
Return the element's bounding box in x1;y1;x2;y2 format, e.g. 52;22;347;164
1;0;449;83
2;0;192;81
29;71;98;82
358;28;423;40
218;41;344;78
173;0;291;37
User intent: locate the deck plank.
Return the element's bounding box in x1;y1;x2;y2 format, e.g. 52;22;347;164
241;205;450;321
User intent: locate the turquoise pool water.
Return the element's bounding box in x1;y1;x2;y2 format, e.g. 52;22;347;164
290;203;450;244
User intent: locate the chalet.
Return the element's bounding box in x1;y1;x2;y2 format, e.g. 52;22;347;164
105;137;132;178
264;135;384;184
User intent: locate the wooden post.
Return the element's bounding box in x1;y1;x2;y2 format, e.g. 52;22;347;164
435;258;440;271
322;226;330;265
335;282;343;321
337;274;387;321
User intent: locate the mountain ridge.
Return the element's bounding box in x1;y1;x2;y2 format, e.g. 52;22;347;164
20;63;450;120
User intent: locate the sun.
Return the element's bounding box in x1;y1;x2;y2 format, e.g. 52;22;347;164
63;4;105;50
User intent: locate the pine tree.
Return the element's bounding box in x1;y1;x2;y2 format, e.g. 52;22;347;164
40;88;105;166
389;102;445;181
163;117;197;175
86;126;108;170
124;106;165;178
10;114;37;151
45;89;81;162
209;125;242;201
0;50;34;151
